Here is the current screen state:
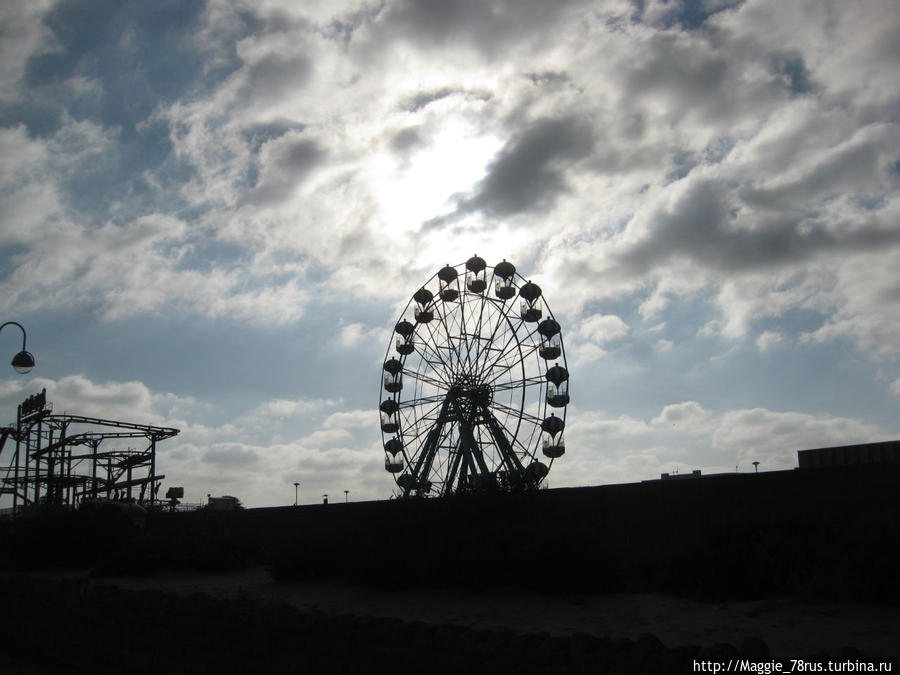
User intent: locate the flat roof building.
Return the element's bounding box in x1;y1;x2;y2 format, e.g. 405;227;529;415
798;440;900;469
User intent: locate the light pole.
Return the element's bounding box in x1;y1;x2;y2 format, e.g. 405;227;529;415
344;489;349;503
293;481;300;506
0;321;35;373
752;461;760;473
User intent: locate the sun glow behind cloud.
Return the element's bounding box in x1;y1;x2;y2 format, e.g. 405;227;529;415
368;118;503;235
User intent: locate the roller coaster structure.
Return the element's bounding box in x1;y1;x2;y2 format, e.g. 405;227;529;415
0;389;179;517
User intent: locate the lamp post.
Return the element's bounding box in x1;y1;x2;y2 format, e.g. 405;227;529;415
0;322;35;374
293;481;300;506
344;489;349;503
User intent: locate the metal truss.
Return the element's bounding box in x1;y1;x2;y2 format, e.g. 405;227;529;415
0;389;179;517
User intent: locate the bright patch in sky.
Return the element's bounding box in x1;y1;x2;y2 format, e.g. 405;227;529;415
370;122;502;234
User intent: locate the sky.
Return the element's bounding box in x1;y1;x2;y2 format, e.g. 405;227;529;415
1;0;899;508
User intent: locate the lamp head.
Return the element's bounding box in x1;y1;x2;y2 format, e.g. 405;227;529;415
11;350;35;374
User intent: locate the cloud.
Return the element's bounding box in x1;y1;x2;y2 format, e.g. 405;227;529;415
371;0;587;58
0;374;195;428
252;397;342;419
243;134;325;206
755;330;783;352
651;401;709;430
568;314;630;364
0;1;57;105
891;378;900;397
712;408;884;467
573;314;629;344
202;443;263;468
435;115;595;224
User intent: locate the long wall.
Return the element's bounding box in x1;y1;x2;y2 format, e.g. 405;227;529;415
134;463;900;600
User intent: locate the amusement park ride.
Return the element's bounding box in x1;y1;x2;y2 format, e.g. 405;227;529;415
380;256;569;497
0;389;179;516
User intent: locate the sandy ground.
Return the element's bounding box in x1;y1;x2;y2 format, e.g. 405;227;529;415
18;566;896;662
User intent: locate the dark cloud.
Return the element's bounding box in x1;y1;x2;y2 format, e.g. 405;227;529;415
525;71;571;87
402;87;458;112
202;445;261;467
320;1;387;44
238;52;313;103
399;87;493;113
618;180;900;275
389;126;423;154
740;141;883;212
370;0;586;57
625;33;732;110
245;137;324;205
242;119;307;152
443;115;594;222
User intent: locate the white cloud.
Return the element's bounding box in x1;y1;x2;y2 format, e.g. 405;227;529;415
651;401;709;429
756;330;783;352
569;314;630;364
712;408;884;468
0;1;57;105
252;397;342;419
338;322;380;348
655;339;674;353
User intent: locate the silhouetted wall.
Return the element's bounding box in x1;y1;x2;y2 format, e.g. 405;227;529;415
141;464;900;601
2;463;898;602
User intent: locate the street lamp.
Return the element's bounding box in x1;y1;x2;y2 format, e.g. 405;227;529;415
293;481;300;506
0;321;35;374
344;489;349;503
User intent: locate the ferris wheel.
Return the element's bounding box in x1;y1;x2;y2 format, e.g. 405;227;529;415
379;256;569;497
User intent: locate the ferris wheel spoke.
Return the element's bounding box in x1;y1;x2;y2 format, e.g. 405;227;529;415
409;324;457;381
490;374;545;392
489;399;543;426
483;349;542;389
435;297;467;379
477;320;534;383
401;367;451;391
417;315;460;382
465;291;494;368
473;292;518;382
397;395;447;427
400;393;444;420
